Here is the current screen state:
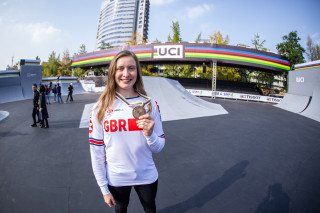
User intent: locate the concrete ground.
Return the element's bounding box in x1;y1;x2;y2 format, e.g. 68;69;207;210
0;94;319;213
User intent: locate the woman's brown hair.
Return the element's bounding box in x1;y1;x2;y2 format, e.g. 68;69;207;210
94;50;151;124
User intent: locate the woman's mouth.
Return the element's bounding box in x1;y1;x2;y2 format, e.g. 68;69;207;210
121;79;132;84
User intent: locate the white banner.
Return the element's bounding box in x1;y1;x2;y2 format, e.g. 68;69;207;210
187;89;282;104
154;45;184;59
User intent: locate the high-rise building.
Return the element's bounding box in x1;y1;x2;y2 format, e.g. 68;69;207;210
95;0;150;50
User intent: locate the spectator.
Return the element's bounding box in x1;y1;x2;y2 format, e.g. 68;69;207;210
66;83;74;102
31;83;40;127
57;83;63;104
39;85;49;128
52;85;57;102
44;84;51;104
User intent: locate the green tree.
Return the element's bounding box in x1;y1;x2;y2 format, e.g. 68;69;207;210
169;21;182;43
276;31;305;68
154;38;161;43
78;44;87;55
58;49;72;76
73;68;86;77
99;41;107;50
195;32;202;43
42;62;49;77
36;56;40;60
209;30;229;44
252;33;267;51
306;36;320;61
47;51;60;76
167;34;172;43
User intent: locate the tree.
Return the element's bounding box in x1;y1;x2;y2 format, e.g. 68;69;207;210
209;30;229;45
58;49;72;76
36;56;40;60
126;31;147;46
167;21;182;43
252;33;267;51
172;21;182;43
47;51;60;77
276;31;305;68
78;44;87;55
195;32;202;43
306;36;320;61
12;62;19;70
99;41;107;50
73;68;86;77
154;38;161;43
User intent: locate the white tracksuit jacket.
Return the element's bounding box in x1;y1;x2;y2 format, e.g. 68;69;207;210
89;94;165;195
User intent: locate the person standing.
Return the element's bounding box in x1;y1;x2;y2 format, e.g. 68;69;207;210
31;84;40;127
52;85;57;102
45;84;51;104
39;85;49;128
89;50;165;213
66;83;74;102
57;83;63;104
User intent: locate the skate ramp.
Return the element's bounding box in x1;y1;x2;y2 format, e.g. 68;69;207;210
79;76;228;128
275;93;310;113
59;77;86;95
20;65;42;99
0;72;24;104
143;76;228;121
300;86;320;122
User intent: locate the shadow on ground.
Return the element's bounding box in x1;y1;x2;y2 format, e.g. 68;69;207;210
158;160;249;213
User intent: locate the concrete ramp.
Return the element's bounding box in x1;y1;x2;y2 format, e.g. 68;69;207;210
59;77;86;95
20;65;42;99
143;76;228;121
300;86;320;122
79;76;228;128
275;93;310;113
0;72;24;104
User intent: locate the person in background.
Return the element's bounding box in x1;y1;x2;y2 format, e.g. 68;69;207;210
45;84;51;104
52;85;57;102
66;83;74;102
39;85;49;128
57;83;63;104
31;84;40;127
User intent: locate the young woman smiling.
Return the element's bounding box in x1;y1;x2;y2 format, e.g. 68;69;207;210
89;50;165;213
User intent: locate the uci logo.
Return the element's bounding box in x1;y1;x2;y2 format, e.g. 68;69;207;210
154;45;183;59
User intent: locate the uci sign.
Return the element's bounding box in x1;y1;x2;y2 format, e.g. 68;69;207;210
154;45;184;59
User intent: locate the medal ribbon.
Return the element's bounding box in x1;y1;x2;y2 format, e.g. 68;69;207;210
115;91;151;107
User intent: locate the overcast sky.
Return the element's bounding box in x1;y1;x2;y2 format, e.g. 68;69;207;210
0;0;319;69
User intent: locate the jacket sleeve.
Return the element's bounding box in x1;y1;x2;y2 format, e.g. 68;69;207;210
145;99;165;153
89;105;110;195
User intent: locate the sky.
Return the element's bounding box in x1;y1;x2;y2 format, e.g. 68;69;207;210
0;0;319;70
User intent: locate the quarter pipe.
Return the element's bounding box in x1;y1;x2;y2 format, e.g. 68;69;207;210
79;76;228;128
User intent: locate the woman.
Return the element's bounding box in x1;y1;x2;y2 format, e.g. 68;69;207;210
39;85;49;128
89;50;165;213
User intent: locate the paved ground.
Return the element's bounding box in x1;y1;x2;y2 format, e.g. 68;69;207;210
0;94;320;213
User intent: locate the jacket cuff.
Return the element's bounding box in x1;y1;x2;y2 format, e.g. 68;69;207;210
145;131;157;144
100;185;110;195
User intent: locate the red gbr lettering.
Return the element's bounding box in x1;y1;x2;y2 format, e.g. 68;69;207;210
104;119;142;133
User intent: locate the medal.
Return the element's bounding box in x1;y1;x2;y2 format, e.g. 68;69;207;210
115;91;151;120
132;106;147;119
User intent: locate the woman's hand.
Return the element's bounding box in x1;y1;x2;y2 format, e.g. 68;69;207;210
136;114;154;137
39;108;42;112
103;193;116;207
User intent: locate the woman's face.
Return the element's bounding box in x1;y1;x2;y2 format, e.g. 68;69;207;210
115;56;137;91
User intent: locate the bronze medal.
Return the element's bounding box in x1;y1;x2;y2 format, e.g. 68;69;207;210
132;106;146;119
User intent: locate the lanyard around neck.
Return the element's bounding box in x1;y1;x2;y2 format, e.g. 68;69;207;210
115;91;151;107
